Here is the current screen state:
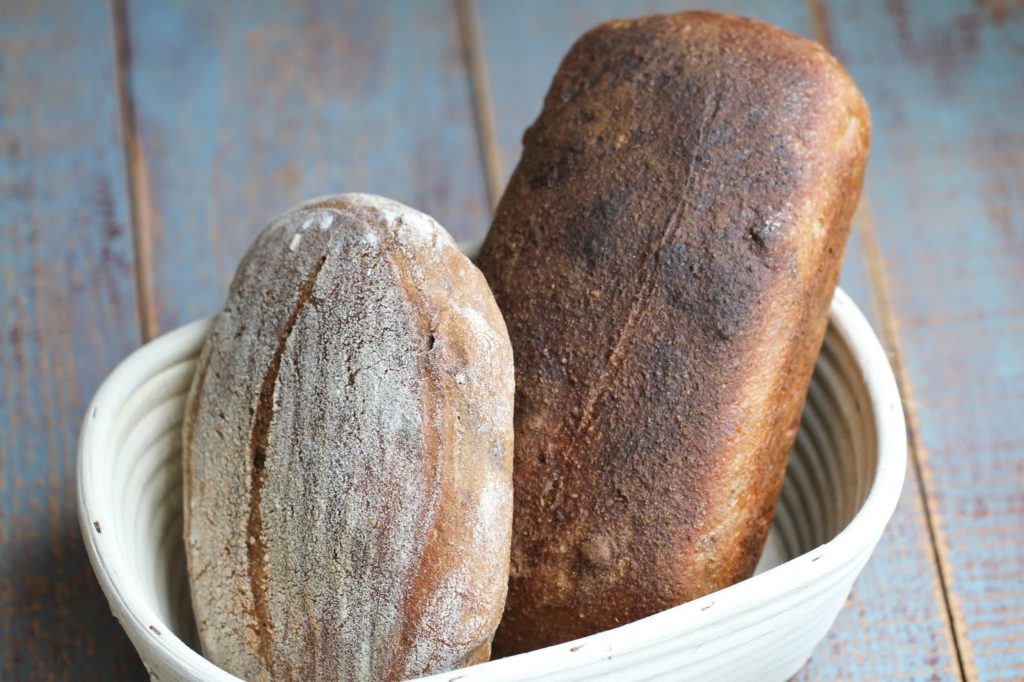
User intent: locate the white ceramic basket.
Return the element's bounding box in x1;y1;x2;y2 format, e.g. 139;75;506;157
78;283;904;682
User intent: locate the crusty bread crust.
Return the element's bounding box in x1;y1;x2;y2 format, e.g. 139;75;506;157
477;12;870;655
183;194;515;680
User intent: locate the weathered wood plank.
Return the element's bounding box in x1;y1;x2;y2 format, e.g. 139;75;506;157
0;1;145;678
122;0;490;335
474;1;961;679
820;1;1024;679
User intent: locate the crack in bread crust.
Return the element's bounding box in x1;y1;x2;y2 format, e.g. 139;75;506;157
244;254;327;675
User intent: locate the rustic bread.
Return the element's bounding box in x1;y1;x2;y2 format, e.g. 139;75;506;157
182;194;515;680
477;12;870;654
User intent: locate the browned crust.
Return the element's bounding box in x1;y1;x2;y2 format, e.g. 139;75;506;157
243;253;327;676
477;11;870;654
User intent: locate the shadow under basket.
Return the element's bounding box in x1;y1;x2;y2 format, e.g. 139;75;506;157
78;287;905;682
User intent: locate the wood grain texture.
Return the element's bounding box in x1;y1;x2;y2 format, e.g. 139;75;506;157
474;0;962;678
819;1;1024;679
0;1;145;678
122;0;490;334
455;0;503;212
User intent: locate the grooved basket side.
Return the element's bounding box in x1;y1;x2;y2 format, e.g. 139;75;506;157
78;288;905;682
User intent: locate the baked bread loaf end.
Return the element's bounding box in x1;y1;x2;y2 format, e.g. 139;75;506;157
477;12;870;655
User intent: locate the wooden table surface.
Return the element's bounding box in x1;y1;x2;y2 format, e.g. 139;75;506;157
1;1;1021;679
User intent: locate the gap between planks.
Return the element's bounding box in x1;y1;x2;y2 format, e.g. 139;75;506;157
110;0;159;342
857;202;973;681
454;0;504;213
806;0;971;677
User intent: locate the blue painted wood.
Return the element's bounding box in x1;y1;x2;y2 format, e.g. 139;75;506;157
0;1;145;678
123;0;490;333
821;1;1024;679
475;1;961;679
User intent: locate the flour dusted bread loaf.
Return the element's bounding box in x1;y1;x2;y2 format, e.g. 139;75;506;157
182;194;514;680
477;12;870;654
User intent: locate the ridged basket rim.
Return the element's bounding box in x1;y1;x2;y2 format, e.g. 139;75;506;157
76;286;906;681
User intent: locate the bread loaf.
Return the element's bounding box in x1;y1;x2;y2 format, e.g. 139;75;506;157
477;12;870;654
182;194;515;680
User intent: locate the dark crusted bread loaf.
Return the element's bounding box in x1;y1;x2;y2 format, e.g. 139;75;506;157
182;194;515;680
477;12;870;654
